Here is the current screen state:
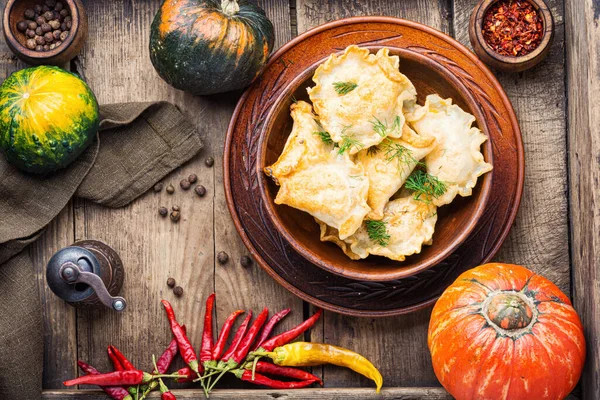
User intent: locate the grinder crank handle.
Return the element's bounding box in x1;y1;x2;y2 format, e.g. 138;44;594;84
59;261;127;311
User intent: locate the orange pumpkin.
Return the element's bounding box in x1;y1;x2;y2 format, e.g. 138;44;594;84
428;263;585;400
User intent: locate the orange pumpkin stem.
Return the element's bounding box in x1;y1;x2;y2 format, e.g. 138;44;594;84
484;291;534;331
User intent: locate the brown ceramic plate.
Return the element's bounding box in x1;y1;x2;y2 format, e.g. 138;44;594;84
224;17;524;316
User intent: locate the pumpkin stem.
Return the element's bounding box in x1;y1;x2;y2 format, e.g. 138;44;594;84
485;292;533;331
221;0;240;15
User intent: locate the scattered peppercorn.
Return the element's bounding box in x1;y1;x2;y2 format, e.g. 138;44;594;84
170;210;180;222
188;174;197;184
180;179;191;190
194;185;206;197
482;0;543;57
153;182;163;192
172;205;180;212
166;184;175;194
173;286;184;297
167;278;176;288
240;255;253;268
205;157;214;167
158;207;168;217
217;251;229;264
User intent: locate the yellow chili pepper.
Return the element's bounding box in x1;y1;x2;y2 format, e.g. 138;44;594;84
265;342;383;393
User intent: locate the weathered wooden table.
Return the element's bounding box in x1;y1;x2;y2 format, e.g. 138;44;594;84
2;0;595;398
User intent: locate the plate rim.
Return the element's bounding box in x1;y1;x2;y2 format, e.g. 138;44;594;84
224;16;524;317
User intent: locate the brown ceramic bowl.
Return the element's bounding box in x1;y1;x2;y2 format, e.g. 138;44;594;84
469;0;554;72
257;47;494;282
3;0;87;66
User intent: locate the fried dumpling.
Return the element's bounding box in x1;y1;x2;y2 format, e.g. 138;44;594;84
307;45;417;154
406;94;493;206
318;196;437;262
265;101;370;239
356;125;437;220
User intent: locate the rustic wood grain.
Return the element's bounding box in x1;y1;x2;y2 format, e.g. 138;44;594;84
294;0;453;388
41;387;454;399
453;0;570;294
565;0;600;398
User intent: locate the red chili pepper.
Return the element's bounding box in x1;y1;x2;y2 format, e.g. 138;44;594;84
107;346;125;372
161;300;200;375
200;293;216;365
220;311;252;363
175;366;199;383
232;307;269;365
211;310;244;361
108;346;135;371
253;308;291;351
64;370;152;387
259;308;322;352
244;361;323;386
156;325;186;374
158;376;176;400
77;361;132;400
233;369;318;389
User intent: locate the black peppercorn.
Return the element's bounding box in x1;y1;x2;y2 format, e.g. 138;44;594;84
55;40;62;47
26;39;36;49
217;251;229;264
28;21;37;30
54;2;63;11
167;277;176;288
35;36;45;45
44;32;53;42
158;206;168;217
60;8;69;17
166;184;175;194
180;179;191;190
60;22;67;31
52;30;61;40
35;26;43;35
43;44;49;51
205;157;214;167
45;0;57;7
49;20;60;30
49;43;56;50
240;255;253;268
17;21;27;32
173;286;184;296
26;29;36;38
34;4;43;14
153;182;163;192
188;174;197;184
194;185;206;197
41;23;51;33
24;9;35;19
36;15;46;24
42;5;51;12
43;11;54;21
170;210;181;222
66;20;72;30
35;45;43;51
64;15;71;22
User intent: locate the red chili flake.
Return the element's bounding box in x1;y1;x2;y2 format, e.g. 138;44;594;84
482;0;543;57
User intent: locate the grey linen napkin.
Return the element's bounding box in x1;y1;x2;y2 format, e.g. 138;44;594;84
0;102;203;399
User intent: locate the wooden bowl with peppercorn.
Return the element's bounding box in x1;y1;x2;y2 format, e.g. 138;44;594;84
469;0;554;72
3;0;87;66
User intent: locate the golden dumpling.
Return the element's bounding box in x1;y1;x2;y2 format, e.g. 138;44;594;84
356;125;436;220
307;45;417;154
406;94;493;206
265;101;370;239
318;196;437;262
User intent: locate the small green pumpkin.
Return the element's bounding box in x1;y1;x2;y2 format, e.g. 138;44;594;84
149;0;274;95
0;66;99;174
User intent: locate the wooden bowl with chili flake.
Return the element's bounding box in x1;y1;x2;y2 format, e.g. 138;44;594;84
469;0;554;72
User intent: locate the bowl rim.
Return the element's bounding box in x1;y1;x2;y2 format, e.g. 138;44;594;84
3;0;80;60
471;0;554;65
224;16;525;316
256;46;494;281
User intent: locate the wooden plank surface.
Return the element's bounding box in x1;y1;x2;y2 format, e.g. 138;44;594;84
565;0;600;398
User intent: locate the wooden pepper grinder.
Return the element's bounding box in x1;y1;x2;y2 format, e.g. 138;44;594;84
46;239;126;311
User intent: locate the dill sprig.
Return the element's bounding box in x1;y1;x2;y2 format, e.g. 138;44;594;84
365;220;390;247
313;131;333;144
333;81;358;95
371;115;403;137
338;135;364;154
405;170;447;203
381;139;420;166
